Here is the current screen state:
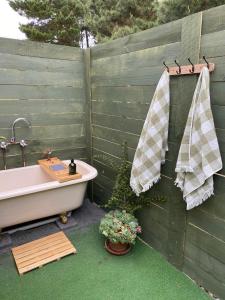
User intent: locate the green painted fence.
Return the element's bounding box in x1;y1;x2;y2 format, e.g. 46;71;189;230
1;4;225;299
0;38;87;169
90;5;225;299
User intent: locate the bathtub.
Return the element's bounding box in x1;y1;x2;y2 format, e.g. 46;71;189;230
0;160;97;231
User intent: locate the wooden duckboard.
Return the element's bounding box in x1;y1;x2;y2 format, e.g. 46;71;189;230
12;231;77;275
38;157;82;183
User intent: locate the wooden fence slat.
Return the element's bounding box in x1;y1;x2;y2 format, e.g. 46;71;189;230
91;20;182;60
0;53;83;73
0;85;84;100
0;68;82;87
0;37;82;61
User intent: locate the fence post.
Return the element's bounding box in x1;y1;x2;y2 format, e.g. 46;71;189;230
167;12;203;269
84;48;94;201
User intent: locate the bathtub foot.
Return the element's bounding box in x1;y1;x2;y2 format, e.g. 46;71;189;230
56;213;77;230
59;212;68;224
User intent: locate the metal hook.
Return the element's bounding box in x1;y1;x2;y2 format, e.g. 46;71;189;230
188;57;194;73
163;61;169;72
174;60;181;74
203;56;209;69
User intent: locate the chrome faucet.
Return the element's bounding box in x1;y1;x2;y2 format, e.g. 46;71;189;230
11;118;31;143
0;136;9;150
20;139;28;148
0;136;10;170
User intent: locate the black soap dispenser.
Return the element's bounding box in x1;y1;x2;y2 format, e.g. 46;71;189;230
69;159;76;175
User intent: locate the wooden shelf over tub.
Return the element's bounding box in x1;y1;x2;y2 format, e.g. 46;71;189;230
38;157;82;183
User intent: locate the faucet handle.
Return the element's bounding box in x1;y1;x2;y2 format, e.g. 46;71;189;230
20;139;28;148
0;141;9;150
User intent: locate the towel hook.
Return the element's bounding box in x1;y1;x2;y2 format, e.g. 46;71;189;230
188;57;195;73
203;56;209;69
163;61;169;72
174;60;181;74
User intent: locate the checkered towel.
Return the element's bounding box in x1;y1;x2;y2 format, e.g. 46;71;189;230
175;67;222;210
130;70;170;196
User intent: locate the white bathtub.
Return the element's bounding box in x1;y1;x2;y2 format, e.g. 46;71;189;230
0;160;97;231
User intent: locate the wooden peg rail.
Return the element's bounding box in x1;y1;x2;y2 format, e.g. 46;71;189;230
166;63;215;76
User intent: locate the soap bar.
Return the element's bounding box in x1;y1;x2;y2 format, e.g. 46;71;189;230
50;164;65;171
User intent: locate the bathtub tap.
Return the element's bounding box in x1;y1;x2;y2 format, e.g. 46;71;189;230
11;117;31;143
0;136;10;170
10;118;31;167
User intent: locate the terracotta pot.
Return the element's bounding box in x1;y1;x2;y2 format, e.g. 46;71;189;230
105;239;131;255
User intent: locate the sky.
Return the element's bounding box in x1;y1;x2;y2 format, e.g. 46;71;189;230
0;0;27;40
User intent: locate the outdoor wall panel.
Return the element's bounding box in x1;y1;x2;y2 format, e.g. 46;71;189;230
90;5;225;299
0;37;87;169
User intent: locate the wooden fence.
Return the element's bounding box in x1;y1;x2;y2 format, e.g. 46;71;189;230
90;5;225;299
0;38;87;169
1;4;225;299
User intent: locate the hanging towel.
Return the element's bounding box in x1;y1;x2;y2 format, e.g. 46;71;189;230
130;70;170;196
175;67;222;210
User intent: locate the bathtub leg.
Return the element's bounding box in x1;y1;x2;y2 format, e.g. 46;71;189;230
59;212;68;224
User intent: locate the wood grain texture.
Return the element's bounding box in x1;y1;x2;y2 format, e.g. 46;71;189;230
0;40;87;169
90;7;225;297
0;53;83;73
91;20;182;60
12;231;76;275
2;4;225;298
0;37;82;60
38;157;82;182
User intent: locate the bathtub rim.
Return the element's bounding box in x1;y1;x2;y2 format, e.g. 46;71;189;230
0;160;97;201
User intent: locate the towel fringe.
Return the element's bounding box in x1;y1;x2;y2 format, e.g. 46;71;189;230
174;178;184;191
186;188;214;210
141;175;161;194
130;175;161;197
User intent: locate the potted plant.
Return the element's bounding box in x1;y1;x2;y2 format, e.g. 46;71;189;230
99;210;142;255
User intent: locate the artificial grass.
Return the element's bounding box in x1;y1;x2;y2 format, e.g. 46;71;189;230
0;225;210;300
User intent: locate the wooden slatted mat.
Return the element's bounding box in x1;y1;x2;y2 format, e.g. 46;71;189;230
11;231;76;275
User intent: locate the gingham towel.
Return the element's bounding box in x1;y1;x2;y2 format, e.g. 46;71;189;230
130;70;170;196
175;67;222;210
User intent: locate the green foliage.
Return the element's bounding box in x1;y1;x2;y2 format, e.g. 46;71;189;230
9;0;157;45
9;0;85;46
9;0;225;45
99;210;141;244
156;0;225;24
84;0;157;43
104;143;154;214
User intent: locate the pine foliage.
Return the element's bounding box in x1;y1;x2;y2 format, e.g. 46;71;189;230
104;143;153;215
156;0;225;24
84;0;157;43
9;0;225;46
9;0;85;46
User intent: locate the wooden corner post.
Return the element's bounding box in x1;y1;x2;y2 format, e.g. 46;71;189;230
167;12;203;270
84;48;94;201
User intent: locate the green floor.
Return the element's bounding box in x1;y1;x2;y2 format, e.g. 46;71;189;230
0;225;210;300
